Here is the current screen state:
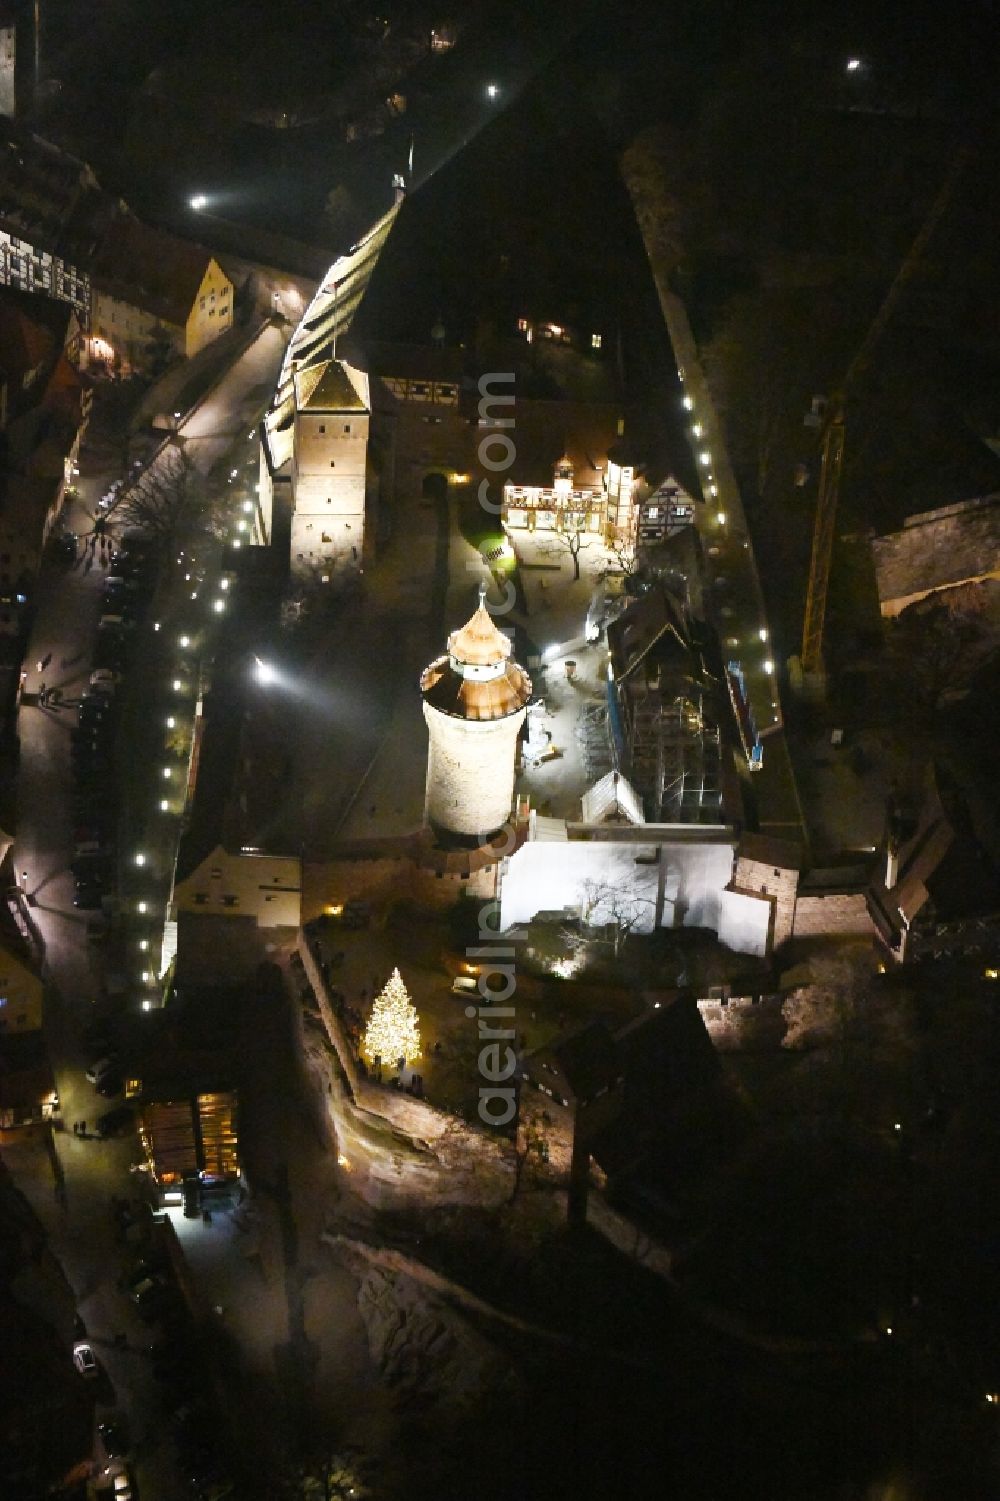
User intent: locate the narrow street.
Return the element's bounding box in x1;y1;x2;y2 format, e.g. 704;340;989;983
6;437;191;1496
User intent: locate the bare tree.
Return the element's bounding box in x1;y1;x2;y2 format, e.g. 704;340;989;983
883;590;997;721
540;524;595;582
114;447;220;559
782;951;914;1059
277;1449;370;1501
604;531;638;576
323;184;361;244
578;878;654;957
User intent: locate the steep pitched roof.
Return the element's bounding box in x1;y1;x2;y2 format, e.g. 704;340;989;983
294;358;367;412
607;584;691;684
581;770;645;826
527;1020;622;1105
92;215;224;325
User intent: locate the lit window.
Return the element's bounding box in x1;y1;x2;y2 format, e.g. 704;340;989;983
591;333;602;349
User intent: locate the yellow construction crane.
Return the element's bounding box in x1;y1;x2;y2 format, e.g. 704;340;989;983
798;143;971;688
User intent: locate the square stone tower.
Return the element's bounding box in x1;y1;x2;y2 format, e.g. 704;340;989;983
290;359;370;580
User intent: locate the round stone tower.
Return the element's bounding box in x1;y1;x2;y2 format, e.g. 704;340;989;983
420;592;531;844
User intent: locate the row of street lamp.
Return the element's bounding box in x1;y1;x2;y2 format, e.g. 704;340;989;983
127;439;262;1006
679;377;779;717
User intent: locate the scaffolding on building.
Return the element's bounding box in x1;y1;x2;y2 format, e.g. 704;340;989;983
626;691;722;824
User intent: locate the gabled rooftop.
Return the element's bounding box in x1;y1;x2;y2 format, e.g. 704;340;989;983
91;215;225;326
294;358;368;413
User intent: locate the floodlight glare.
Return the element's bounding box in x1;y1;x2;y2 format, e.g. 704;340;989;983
254;656;277;686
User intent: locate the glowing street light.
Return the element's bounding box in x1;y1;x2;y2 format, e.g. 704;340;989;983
846;57;862;73
486;82;499;99
162;767;172;779
165;716;175;729
764;659;775;674
691;423;703;438
254;656;277;686
179;634;190;648
716;511;727;526
172;679;183;692
137;901;147;915
699;450;711;466
759;627;769;642
213;598;226;614
190;193;208;211
682;395;694;411
134;852;146;868
159;799;170;812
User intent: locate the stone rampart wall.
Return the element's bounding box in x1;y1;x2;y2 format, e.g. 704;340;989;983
793;893;874;938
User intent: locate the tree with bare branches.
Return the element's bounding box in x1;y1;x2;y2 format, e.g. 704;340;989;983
578;877;655;957
114;446;220;560
539;523;595;582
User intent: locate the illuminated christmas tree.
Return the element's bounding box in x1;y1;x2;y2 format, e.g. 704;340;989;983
362;967;421;1066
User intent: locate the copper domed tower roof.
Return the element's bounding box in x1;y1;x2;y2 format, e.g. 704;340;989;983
421;591;531;722
447;604;512;667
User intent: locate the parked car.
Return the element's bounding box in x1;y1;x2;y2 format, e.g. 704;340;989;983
79;690;117;714
85;1055;118;1084
73;884;105;909
98;1416;128;1465
96;1105;134;1138
83;1017;114;1050
74;819;113;843
72;1341;99;1379
110;1466;135;1500
71;730;108;752
93;643;127;673
73;840;109;860
131;1275;169;1315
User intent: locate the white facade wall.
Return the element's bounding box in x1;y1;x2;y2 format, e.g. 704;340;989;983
500;835;771;956
291;409;368;575
423;705;526;840
0;23;15;118
0;231;90;313
90;289;181;373
173;846;302;928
